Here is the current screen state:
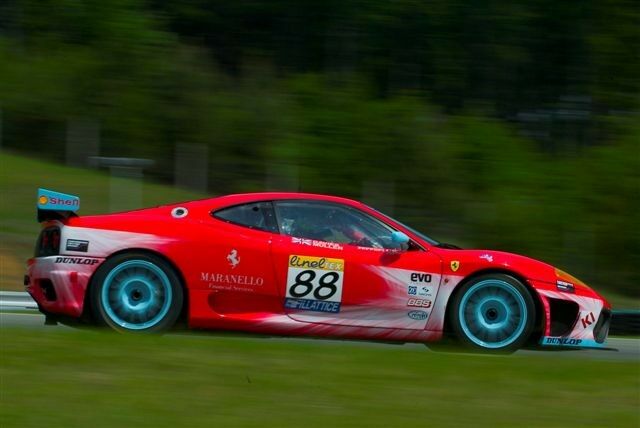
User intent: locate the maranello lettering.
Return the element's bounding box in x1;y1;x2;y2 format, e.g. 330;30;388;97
201;272;264;286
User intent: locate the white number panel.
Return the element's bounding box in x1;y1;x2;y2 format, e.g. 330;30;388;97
284;255;344;313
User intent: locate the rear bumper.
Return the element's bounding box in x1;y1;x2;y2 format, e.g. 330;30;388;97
25;256;104;318
533;284;611;349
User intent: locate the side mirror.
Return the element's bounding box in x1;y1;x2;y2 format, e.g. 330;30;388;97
390;231;410;250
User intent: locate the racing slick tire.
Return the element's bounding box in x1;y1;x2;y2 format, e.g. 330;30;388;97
449;273;535;353
90;252;183;333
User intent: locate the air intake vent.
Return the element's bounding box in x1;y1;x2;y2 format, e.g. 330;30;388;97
549;298;580;337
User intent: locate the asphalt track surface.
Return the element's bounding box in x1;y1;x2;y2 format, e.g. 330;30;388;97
2;311;638;361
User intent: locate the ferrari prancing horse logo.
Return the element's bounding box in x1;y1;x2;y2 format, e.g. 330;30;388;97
227;249;240;269
450;261;460;272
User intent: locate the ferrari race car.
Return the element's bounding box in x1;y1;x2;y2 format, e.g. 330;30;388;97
26;188;611;352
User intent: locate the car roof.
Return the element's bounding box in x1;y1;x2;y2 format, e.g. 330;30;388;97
180;192;367;211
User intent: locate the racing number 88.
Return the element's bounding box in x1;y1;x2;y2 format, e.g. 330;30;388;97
289;270;339;300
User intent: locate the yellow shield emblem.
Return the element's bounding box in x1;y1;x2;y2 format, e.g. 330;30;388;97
450;261;460;272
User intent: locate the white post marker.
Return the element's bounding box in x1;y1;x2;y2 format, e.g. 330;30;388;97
89;157;155;212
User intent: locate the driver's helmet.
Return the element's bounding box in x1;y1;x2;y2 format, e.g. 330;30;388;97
327;209;364;241
282;209;329;239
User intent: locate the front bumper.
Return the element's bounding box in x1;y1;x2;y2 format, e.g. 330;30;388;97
25;256;104;318
533;283;611;349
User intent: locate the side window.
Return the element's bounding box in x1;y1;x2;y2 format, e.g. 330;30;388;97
274;201;399;249
212;202;278;233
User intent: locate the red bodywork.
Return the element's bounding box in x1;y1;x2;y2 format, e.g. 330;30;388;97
26;192;611;347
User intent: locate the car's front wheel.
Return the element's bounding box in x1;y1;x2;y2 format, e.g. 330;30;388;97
449;274;535;353
90;252;183;332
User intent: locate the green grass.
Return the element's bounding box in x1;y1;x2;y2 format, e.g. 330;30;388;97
0;150;204;290
0;328;638;428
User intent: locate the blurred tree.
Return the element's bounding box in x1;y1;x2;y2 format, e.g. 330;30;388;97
0;0;638;297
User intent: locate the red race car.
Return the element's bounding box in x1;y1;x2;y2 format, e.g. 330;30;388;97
26;188;611;352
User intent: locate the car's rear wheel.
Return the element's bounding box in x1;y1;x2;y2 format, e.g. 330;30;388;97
449;274;535;353
90;253;183;332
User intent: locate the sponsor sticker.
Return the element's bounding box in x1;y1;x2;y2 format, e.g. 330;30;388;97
581;312;596;329
408;310;428;320
66;239;89;252
285;255;344;313
410;272;432;283
556;280;575;293
542;337;583;346
200;272;265;292
54;257;100;265
408;285;433;297
284;299;341;313
356;246;385;252
37;188;80;211
407;298;432;308
201;272;264;286
479;254;493;262
291;237;343;251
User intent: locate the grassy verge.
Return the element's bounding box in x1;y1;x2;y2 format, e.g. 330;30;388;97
1;328;639;428
0;150;203;290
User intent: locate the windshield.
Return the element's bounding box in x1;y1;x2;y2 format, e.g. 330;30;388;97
394;220;441;246
366;206;441;246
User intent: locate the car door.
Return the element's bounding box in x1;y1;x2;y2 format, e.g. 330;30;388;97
270;200;443;330
190;201;282;317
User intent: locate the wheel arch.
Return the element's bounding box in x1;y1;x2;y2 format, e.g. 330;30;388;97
82;248;189;324
442;268;545;344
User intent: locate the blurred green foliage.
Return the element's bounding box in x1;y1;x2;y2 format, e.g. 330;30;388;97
0;151;204;290
0;0;638;297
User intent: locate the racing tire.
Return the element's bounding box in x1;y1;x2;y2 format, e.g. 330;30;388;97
90;252;183;333
449;274;535;353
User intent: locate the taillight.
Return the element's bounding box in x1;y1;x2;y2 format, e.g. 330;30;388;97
35;227;61;257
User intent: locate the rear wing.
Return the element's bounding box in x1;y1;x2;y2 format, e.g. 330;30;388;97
37;188;80;223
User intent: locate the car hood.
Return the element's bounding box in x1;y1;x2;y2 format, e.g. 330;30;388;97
431;248;598;295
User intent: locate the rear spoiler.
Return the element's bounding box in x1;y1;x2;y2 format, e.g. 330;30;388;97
37;188;80;223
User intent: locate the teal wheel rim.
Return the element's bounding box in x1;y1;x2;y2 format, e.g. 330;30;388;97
458;279;527;349
101;260;172;330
